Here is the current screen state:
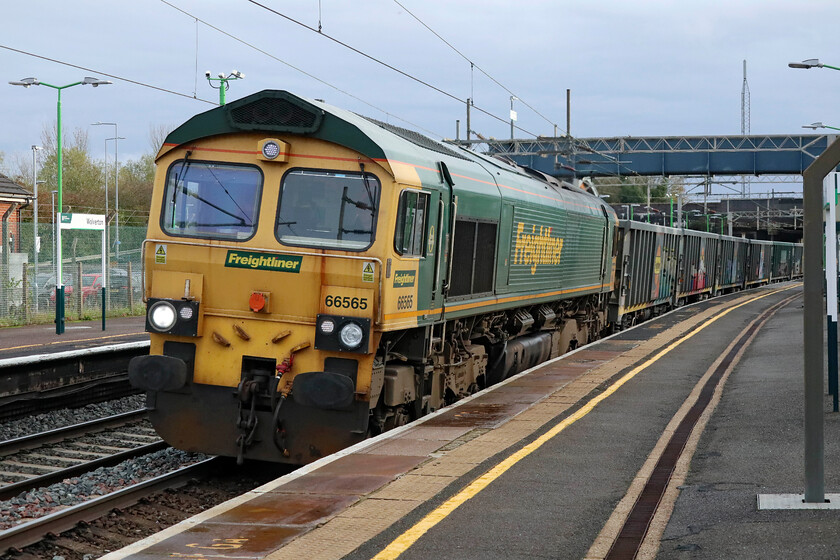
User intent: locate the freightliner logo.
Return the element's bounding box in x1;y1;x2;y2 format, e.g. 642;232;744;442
393;270;416;288
224;250;302;273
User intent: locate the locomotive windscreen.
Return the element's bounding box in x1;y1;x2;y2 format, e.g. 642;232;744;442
276;169;380;251
161;161;262;240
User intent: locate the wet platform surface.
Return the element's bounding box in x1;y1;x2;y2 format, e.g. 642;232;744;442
0;316;146;361
104;283;838;560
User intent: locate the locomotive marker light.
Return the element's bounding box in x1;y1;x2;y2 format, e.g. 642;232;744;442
178;305;194;321
9;75;112;334
262;140;280;159
258;138;289;163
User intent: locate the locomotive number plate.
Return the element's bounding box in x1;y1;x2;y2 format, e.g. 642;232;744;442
320;286;374;318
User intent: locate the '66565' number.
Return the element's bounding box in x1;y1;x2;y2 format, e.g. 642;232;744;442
325;295;368;310
397;295;413;310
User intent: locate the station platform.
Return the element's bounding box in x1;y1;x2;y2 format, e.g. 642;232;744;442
0;316;146;361
103;283;840;560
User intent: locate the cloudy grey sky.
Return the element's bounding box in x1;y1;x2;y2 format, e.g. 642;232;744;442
3;0;840;187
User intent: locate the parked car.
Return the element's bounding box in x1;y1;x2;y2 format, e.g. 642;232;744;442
109;268;143;305
40;274;72;308
80;273;104;305
49;273;102;305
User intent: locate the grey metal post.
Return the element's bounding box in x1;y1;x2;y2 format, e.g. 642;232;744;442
31;145;41;312
466;98;471;143
510;96;515;140
802;136;840;503
51;191;56;283
727;197;733;236
827;174;839;411
115;130;120;259
677;194;683;228
566;89;571;137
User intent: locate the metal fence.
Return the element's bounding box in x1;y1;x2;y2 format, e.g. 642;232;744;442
0;222;147;326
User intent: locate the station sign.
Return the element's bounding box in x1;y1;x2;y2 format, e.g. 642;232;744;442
59;213;106;231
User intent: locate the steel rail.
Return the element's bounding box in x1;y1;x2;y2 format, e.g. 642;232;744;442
0;441;167;502
0;457;222;555
0;409;148;457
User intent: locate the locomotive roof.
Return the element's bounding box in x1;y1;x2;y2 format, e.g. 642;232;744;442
159;90;609;215
160;89;457;166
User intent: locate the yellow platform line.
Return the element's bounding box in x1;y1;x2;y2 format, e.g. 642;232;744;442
371;287;790;560
2;331;144;352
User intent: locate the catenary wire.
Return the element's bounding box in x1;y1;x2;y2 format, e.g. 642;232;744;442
242;0;541;138
0;44;216;105
391;0;562;134
160;0;444;138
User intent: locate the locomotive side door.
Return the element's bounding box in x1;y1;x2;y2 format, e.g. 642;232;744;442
427;189;445;309
433;162;455;313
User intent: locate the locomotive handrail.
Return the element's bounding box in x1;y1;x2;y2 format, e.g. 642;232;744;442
140;239;385;325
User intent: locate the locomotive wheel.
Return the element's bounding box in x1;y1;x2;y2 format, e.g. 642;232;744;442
384;406;411;431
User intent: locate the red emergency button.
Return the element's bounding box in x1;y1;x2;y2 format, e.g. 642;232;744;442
249;292;266;312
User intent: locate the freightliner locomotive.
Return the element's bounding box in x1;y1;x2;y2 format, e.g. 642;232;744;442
129;90;801;464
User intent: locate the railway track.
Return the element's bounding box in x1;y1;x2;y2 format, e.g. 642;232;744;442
0;410;163;502
0;409;229;555
0;457;222;555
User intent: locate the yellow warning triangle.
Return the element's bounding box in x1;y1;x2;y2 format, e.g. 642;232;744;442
156;246;166;255
363;263;374;273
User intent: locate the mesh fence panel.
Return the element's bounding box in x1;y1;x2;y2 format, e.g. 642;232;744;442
1;222;146;325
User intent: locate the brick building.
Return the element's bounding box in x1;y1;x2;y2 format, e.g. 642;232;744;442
1;172;32;262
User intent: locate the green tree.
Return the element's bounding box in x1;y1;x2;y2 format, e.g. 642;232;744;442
117;153;154;226
593;176;683;204
38;126;104;214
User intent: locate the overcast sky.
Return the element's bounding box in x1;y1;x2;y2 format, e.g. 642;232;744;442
3;0;840;193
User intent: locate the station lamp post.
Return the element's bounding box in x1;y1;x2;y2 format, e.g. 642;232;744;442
9;76;113;334
92;122;124;259
789;58;840;71
803;122;840;132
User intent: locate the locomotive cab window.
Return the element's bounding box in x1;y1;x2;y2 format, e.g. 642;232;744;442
276;169;380;251
161;160;262;240
394;190;429;257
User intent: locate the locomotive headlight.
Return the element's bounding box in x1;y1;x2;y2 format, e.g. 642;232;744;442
148;301;178;332
262;140;281;160
339;322;364;349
